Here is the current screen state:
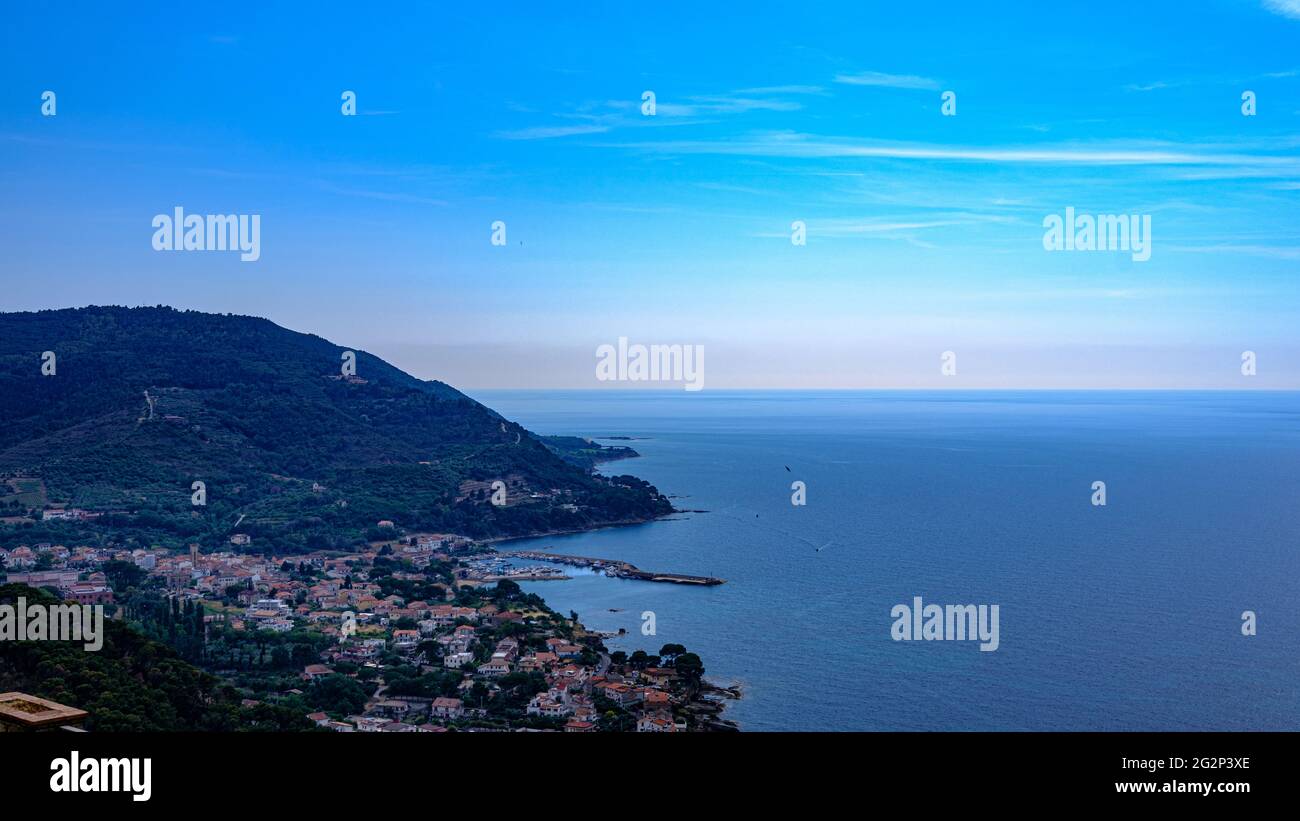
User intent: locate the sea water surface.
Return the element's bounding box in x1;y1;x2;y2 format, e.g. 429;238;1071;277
471;390;1300;731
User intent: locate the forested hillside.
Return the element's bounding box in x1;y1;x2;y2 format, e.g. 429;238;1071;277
0;307;671;553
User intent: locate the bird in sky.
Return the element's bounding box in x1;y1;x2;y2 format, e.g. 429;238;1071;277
710;505;868;555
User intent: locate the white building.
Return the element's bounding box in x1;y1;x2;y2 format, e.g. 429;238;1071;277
443;651;474;669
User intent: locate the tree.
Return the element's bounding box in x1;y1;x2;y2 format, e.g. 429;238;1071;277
659;643;686;662
270;645;291;668
492;579;521;600
674;652;704;683
470;681;489;708
495;620;527;640
102;559;148;593
306;674;369;716
627;649;660;669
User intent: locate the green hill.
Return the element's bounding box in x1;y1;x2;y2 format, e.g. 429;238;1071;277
0;306;671;553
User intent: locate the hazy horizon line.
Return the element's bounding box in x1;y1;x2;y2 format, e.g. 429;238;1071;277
466;386;1300;393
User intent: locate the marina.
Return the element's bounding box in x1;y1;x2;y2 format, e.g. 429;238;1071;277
496;550;725;586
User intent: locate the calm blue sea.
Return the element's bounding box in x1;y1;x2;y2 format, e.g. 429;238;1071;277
471;390;1300;731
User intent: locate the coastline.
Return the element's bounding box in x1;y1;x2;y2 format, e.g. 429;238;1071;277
483;539;741;729
481;442;740;729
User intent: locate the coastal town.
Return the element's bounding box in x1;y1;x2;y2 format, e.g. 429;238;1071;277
0;528;738;733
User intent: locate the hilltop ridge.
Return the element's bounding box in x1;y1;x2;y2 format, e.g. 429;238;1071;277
0;306;671;553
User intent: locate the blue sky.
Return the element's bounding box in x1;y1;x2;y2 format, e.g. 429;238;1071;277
3;1;1299;388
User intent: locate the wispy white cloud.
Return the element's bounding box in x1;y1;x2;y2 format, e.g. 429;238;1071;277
1262;0;1300;20
753;213;1015;242
494;86;811;140
611;131;1300;173
1165;243;1300;259
694;181;774;196
316;183;448;206
1165;165;1300;181
1125;68;1299;90
1124;81;1171;92
733;85;827;95
493;124;611;140
961;287;1189;301
656;95;802;116
833;71;940;90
